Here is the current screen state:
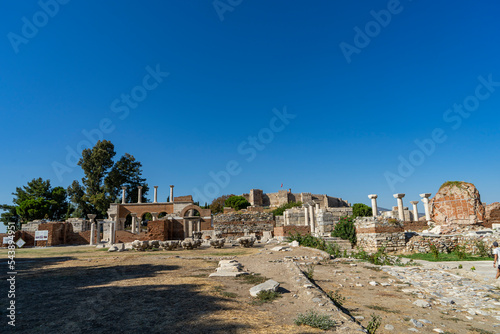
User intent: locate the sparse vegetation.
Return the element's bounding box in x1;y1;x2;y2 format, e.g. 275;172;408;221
331;215;357;246
271;201;303;216
366;314;381;334
286;233;342;258
294;310;336;330
475;239;490;258
251;290;281;305
304;264;315;280
351;246;415;267
453;243;467;260
365;305;400;314
400;252;491;262
428;241;440;260
439;181;463;190
327;290;345;307
235;273;268;285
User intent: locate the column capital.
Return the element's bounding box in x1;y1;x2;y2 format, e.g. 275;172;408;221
154;185;158;188
119;218;126;223
410;201;419;205
368;194;378;199
130;213;137;218
393;193;405;199
121;186;127;190
137;186;143;190
419;193;432;198
87;214;97;220
110;213;117;219
170;185;174;188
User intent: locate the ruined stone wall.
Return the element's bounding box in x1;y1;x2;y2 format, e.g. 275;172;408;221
274;225;310;237
405;234;498;255
356;232;409;253
430;182;485;225
66;218;90;232
249;189;263;206
214;212;274;237
485;202;500;227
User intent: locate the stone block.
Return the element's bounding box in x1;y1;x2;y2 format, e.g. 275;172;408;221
249;279;280;297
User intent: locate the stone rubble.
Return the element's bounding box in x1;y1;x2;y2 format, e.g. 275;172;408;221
382;265;500;323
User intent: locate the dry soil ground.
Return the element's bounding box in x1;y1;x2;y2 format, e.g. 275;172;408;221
1;243;498;334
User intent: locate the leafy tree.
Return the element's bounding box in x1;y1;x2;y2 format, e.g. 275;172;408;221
1;178;70;226
68;140;148;218
210;194;234;214
271;201;303;216
224;195;250;211
105;153;149;204
331;216;357;246
352;203;372;218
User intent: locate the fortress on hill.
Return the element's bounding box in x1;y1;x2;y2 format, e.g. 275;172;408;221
241;188;350;209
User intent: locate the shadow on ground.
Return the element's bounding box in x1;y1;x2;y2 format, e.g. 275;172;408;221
3;261;249;334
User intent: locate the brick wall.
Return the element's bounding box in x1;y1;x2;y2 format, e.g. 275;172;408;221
274;225;310;237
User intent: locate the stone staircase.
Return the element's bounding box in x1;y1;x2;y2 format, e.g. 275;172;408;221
321;236;353;251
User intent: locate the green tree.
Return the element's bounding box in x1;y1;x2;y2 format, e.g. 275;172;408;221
271;201;302;216
224;195;251;211
331;216;357;246
210;194;234;214
68;140;148;218
352;203;372;218
1;178;70;226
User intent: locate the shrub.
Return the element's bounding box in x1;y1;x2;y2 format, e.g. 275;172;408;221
428;242;439;260
327;290;345;307
256;290;281;302
224;195;250;211
366;314;381;334
475;239;489;257
294;310;336;330
304;264;315;280
453;244;467;260
332;216;357;246
272;201;302;216
352;203;372;218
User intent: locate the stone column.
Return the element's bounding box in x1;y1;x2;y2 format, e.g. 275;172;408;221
419;193;432;221
87;214;97;245
170;185;174;203
393;193;405;221
183;221;188;239
368;194;378;217
309;205;315;235
315;203;320;211
136;216;142;233
121;187;127;204
304;206;309;226
89;222;96;246
410;201;419;222
131;213;137;234
284;211;289;226
110;214;117;244
153;186;158;203
151;212;158;221
119;218;126;231
137;186;143;203
96;222;101;243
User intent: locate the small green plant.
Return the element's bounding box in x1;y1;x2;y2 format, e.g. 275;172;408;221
325;242;341;258
471;266;476;271
272;201;303;216
221;291;237;298
428;242;440;260
327;290;345;307
331;216;357;246
235;273;267;285
475;239;490;258
458;264;463;269
304;264;315;280
453;244;467;260
366;314;381;334
254;290;281;303
294;310;336;330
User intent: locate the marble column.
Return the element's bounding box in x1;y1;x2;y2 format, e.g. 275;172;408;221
183;221;189;239
153;186;158;203
393;193;405;221
419;193;432;221
137;186;143;203
368;194;378;217
87;214;97;245
131;213;137;234
136;216;142;233
410;201;419;222
89;222;96;246
284;210;289;226
96;222;101;243
121;187;127;204
151;212;158;221
110;214;117;244
304;206;309;226
315;203;320;211
309;205;315;235
170;185;174;203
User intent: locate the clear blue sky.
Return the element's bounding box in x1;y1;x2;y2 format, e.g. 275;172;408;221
1;0;500;232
